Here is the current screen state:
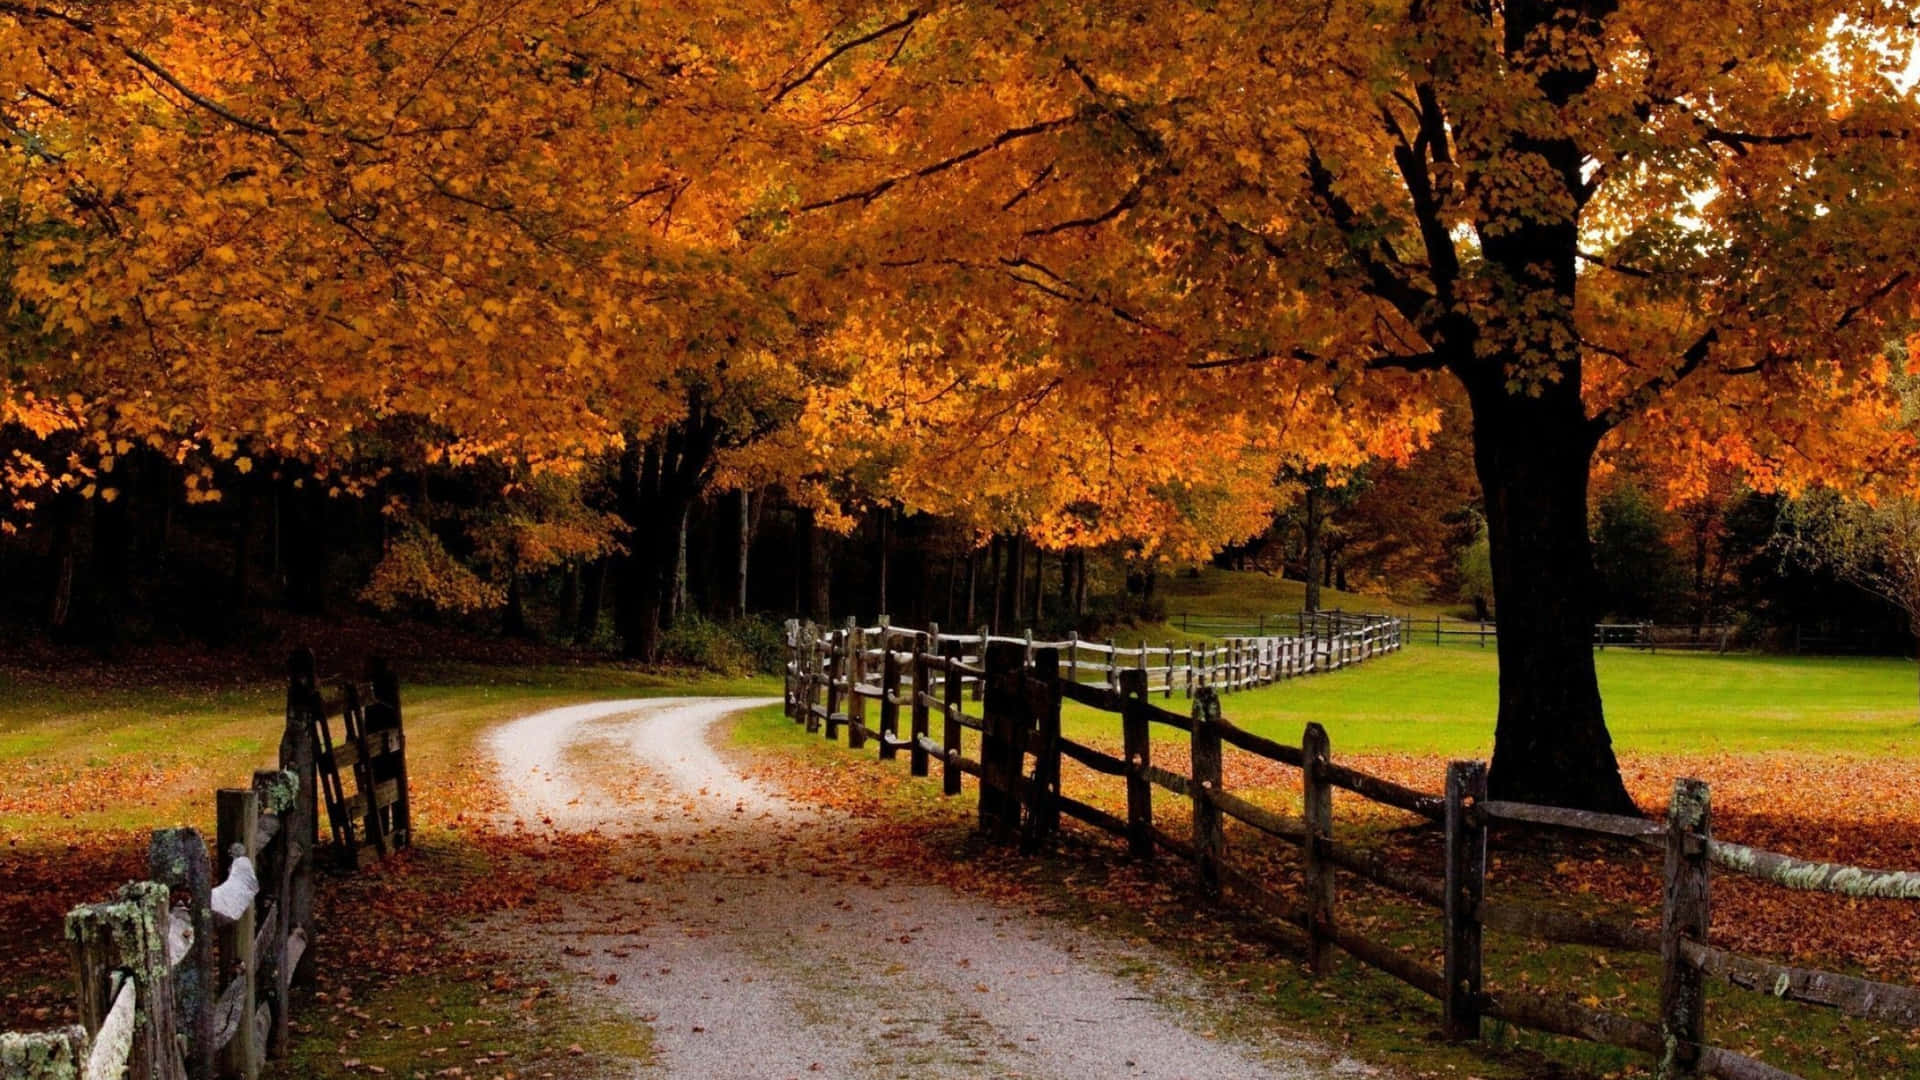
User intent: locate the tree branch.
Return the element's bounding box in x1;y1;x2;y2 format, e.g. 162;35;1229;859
799;113;1082;211
770;10;922;105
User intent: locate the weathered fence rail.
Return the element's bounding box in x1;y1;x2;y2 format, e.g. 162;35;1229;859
782;620;1920;1080
0;651;410;1080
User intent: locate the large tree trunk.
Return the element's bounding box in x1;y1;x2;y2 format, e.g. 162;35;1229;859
1469;380;1637;814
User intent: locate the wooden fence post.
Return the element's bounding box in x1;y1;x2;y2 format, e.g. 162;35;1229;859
879;644;901;760
783;618;800;718
974;625;990;702
1659;778;1711;1078
282;651;319;992
941;639;964;797
909;632;931;777
1301;723;1334;974
151;827;215;1080
980;641;1027;842
1190;687;1224;899
1020;647;1062;854
797;623;818;730
824;627;844;740
68;880;184;1080
1443;761;1488;1041
847;624;868;750
216;787;260;1080
251;770;294;1057
1119;669;1153;861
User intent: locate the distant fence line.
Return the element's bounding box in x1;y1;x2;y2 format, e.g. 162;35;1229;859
1175;612;1910;656
783;621;1920;1080
818;610;1402;708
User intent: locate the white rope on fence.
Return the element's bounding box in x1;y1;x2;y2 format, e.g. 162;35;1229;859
165;906;194;967
82;978;134;1080
210;857;258;925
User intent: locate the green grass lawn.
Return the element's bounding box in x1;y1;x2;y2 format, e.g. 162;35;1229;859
0;664;779;839
1074;642;1920;760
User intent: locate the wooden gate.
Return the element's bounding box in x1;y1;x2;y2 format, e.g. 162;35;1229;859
292;653;412;869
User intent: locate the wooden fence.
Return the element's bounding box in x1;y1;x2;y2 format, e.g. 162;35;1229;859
788;611;1401;714
782;624;1920;1080
0;652;409;1080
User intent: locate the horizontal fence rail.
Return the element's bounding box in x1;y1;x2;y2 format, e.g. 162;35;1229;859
781;620;1920;1080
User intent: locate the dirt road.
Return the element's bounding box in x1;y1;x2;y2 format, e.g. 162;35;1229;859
483;697;1372;1080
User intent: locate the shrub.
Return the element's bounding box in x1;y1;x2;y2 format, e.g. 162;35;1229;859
657;614;755;675
724;614;790;674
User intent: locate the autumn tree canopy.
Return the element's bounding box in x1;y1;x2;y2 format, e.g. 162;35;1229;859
5;0;1920;808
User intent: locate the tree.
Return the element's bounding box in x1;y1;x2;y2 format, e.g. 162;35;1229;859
768;1;1920;811
1783;491;1920;718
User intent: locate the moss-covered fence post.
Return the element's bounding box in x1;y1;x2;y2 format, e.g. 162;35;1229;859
150;827;214;1079
1659;778;1711;1078
67;880;184;1080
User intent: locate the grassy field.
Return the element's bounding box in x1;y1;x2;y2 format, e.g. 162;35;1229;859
1073;641;1920;759
0;664;778;839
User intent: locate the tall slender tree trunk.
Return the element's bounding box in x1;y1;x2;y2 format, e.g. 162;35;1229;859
876;506;890;619
1073;550;1087;618
45;488;80;632
1007;535;1026;630
804;508;833;622
1302;480;1325;613
966;546;979;625
1467;378;1636;813
734;488;752;618
670;501;690;623
1032;548;1044;624
577;558;607;639
988;537;1003;632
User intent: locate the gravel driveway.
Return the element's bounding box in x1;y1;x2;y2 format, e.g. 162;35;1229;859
482;697;1374;1080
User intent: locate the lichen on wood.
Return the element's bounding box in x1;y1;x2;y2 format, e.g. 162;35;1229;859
0;1028;89;1080
1709;839;1920;899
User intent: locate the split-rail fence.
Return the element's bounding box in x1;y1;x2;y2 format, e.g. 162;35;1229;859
0;651;412;1080
784;619;1920;1080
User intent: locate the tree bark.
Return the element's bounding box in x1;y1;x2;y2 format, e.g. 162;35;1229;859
1032;547;1045;624
45;488;80;632
615;400;721;660
988;536;1003;632
670;500;690;623
1302;480;1325;613
576;557;607;639
1468;379;1637;814
877;506;890;619
734;488;752;618
966;545;979;625
804;508;833;621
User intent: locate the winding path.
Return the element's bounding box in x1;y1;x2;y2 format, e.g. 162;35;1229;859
483;697;1372;1080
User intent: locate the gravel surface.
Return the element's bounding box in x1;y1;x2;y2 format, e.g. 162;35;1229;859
483;697;1374;1080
